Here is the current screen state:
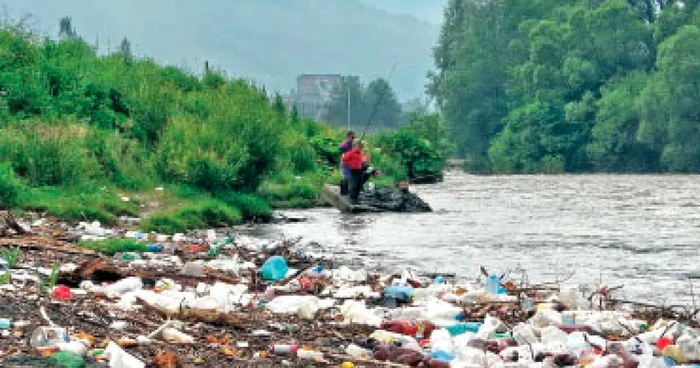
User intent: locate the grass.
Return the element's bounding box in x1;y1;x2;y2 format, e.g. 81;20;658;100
19;186;140;224
141;199;243;234
216;192;273;221
78;238;148;255
258;179;321;209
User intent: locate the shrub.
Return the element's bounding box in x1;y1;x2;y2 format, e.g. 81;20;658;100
0;163;24;208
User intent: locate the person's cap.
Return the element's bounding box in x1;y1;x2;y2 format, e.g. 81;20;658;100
346;130;355;138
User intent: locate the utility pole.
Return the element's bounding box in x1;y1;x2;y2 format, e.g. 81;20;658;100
347;86;351;131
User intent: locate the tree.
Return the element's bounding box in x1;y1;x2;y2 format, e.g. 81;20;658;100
59;17;78;40
119;37;133;62
325;76;364;128
364;78;401;129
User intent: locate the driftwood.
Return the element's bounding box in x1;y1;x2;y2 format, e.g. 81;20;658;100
0;212;29;235
0;236;98;255
137;297;250;327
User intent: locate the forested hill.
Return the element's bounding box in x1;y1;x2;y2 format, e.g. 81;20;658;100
430;0;700;174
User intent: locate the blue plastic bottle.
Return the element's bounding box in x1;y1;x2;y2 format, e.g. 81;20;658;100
486;274;500;294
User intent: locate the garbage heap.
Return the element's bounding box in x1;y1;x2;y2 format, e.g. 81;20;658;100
0;225;698;367
358;188;432;213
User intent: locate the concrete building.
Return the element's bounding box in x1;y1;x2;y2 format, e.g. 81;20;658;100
292;74;343;121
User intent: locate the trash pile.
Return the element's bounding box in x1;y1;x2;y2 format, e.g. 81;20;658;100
0;218;698;367
358;188;432;213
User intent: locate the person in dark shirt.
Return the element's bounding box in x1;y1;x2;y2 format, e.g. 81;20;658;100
338;131;355;195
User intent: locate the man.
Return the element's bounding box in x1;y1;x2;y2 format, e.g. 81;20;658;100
342;140;364;203
339;131;355;195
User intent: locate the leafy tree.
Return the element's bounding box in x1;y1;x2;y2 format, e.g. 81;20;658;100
58;17;78;40
364;78;401;128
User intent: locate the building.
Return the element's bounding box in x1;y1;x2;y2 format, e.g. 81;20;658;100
292;74;343;121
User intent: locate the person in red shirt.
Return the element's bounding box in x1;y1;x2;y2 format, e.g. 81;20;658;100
342;141;365;203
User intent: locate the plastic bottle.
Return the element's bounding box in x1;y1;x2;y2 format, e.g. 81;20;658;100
380;320;436;339
430;350;455;361
146;244;162;253
161;328;195;344
0;318;10;329
105;277;143;299
297;349;323;360
486;275;501;294
269;344;298;355
260;256;288;281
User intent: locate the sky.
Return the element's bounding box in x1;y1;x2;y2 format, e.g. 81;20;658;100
1;0;447;101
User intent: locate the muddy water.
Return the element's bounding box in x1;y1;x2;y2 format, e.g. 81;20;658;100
256;172;700;305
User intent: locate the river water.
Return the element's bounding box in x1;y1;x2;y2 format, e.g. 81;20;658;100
256;172;700;305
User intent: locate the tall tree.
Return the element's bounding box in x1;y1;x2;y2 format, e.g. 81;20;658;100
364;78;402;129
58;17;78;40
325;76;364;128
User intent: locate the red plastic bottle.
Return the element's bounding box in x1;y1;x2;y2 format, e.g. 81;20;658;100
380;320;436;339
52;285;72;301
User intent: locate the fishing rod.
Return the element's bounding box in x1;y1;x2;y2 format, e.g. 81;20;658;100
359;62;399;140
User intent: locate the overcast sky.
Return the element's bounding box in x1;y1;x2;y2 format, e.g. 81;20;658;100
2;0;447;100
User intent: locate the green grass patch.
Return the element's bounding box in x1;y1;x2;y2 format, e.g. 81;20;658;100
78;238;148;255
258;176;321;209
19;186;140;224
141;199;242;234
216;192;272;221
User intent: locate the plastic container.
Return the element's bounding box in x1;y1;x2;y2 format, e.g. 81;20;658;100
260;256;288;281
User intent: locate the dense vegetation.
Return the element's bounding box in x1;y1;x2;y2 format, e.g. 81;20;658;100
0;19;448;231
431;0;700;173
324;76;403;130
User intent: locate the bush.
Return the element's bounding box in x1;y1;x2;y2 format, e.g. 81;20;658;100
141;199;242;234
0;162;24;209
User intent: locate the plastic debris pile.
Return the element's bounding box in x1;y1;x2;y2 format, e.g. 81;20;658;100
0;218;697;367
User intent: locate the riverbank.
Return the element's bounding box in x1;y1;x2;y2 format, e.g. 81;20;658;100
0;214;698;367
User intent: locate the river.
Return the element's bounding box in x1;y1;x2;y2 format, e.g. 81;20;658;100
254;171;700;305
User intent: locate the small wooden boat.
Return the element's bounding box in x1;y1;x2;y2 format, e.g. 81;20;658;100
321;185;383;214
